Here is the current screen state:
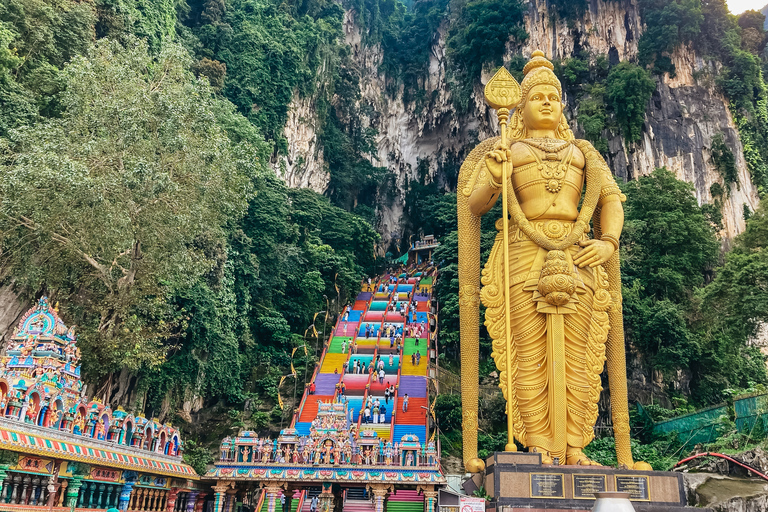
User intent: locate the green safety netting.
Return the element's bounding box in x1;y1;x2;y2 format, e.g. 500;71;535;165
393;253;408;265
652;403;727;446
734;393;768;432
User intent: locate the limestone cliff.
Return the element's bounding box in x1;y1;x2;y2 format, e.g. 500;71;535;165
280;0;761;247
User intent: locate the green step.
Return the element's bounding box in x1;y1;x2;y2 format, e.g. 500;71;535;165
386;502;423;512
259;493;302;512
402;338;425;355
328;336;352;353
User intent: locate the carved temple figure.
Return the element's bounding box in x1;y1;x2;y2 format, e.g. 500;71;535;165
457;51;652;472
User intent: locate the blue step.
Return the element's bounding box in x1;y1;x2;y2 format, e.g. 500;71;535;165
392;424;426;443
345;310;364;322
295;422;312;436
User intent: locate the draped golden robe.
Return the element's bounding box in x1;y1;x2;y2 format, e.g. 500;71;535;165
467;138;624;462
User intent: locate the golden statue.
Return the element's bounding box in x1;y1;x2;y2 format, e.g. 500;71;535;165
457;51;651;472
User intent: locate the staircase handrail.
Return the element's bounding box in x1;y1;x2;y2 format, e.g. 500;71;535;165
295;490;306;512
295;317;333;424
255;489;266;512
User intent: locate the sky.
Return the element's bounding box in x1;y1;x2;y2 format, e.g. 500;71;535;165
726;0;766;14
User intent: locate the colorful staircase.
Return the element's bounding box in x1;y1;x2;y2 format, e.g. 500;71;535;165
290;268;436;509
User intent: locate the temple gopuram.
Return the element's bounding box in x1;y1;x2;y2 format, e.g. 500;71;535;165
0;297;202;511
205;268;446;512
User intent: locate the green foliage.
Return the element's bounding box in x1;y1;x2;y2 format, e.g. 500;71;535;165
622;168;719;300
379;0;450;103
0;38;257;379
548;0;588;21
190;0;343;151
434;394;462;432
697;202;768;398
94;0;178;52
0;449;17;466
182;439;214;475
711;133;739;190
637;0;703;75
139;171;378;409
617;169;767;403
554;53;610;153
323;107;388;211
606;62;656;144
446;0;528;111
584;437;677;471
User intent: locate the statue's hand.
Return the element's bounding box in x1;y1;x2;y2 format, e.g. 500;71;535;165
484;142;512;184
574;239;614;268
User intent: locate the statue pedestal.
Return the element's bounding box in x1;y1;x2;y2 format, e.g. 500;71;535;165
478;452;710;511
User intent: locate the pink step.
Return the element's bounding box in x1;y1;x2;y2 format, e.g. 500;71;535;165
389;490;423;502
343;501;375;512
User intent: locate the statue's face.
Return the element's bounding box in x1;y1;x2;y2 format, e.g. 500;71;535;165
521;84;562;131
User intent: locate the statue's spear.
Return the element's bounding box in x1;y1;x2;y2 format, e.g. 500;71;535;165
484;67;521;452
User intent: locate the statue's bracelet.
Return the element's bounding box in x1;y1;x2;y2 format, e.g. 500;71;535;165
601;234;619;250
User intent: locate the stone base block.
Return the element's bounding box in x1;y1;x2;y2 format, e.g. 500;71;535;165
483;452;711;511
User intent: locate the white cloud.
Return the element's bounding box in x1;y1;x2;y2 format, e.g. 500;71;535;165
726;0;766;14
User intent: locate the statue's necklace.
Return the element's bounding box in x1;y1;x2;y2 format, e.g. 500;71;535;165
522;139;576;193
522;137;571;156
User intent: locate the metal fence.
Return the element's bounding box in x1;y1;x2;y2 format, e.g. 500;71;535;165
429;364;501;401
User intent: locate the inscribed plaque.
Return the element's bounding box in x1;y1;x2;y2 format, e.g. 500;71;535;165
615;475;651;501
572;474;606;499
530;473;564;498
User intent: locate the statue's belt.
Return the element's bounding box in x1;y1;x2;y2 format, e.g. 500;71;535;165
494;219;590;244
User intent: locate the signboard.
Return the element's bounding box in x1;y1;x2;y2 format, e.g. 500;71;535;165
572;474;606;499
616;475;651;501
458;496;486;512
530;473;564;498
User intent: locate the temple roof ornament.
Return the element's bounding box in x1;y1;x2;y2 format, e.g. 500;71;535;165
0;297;196;479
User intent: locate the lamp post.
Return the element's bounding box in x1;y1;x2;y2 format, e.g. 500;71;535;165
313;311;327;358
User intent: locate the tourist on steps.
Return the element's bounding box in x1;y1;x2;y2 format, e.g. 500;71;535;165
380;405;386;424
384;384;391;403
379;368;385;384
310;496;318;512
403;394;409;412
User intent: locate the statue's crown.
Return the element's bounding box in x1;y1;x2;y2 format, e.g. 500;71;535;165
521;50;562;101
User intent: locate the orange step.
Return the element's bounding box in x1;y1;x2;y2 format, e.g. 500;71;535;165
395;397;428;424
299;395;334;422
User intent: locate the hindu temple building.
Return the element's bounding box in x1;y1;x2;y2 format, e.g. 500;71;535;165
0;297;202;511
204;267;446;512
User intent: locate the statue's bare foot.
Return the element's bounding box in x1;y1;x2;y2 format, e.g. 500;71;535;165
566;449;602;466
632;460;653;471
530;447;553;464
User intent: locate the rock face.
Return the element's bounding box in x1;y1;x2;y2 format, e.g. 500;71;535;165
279;0;760;246
684;472;768;511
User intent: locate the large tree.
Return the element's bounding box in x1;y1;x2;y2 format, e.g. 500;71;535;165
0;37;260;380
